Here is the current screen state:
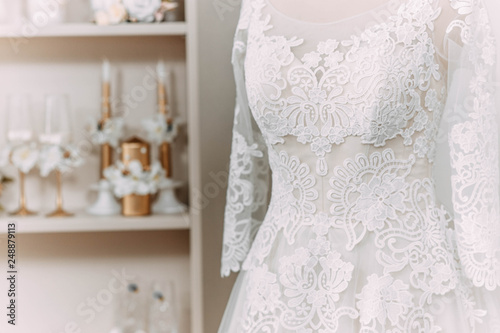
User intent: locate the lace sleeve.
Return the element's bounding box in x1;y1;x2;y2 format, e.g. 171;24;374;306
221;0;271;277
439;0;500;290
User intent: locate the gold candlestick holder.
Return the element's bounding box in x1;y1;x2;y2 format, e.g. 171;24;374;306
47;170;73;217
101;143;113;178
159;141;172;178
87;77;122;216
158;78;172;178
10;171;36;216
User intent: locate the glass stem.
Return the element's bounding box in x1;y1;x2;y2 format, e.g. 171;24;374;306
56;170;63;210
19;171;26;209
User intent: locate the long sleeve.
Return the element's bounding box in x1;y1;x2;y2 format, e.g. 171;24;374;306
221;0;270;277
439;0;500;291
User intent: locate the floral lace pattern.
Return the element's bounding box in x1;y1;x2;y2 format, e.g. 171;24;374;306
445;0;500;291
221;129;270;277
220;0;500;331
245;0;444;175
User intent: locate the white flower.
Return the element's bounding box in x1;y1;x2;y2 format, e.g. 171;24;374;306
94;10;110;25
142;114;179;144
11;144;39;174
104;162;134;197
87;117;124;147
38;145;83;177
147;161;168;190
123;0;161;22
108;3;128;24
104;160;166;198
38;145;63;177
92;0;127;25
61;145;84;171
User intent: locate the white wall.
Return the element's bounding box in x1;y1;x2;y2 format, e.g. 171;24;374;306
197;1;242;332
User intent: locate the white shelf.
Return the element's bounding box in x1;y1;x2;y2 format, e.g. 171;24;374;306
0;22;187;38
0;211;190;234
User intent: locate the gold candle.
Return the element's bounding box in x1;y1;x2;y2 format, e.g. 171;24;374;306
121;137;151;216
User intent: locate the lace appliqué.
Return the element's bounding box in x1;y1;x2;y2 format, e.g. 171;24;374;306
246;0;443;175
240;216;358;333
221;130;269;277
446;0;500;290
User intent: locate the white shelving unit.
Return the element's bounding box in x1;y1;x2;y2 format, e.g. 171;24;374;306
0;212;190;234
0;22;188;37
0;1;202;332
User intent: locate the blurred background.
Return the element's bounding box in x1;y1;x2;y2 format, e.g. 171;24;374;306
0;0;239;332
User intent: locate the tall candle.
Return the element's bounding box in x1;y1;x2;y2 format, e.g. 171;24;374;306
100;58;112;178
157;59;166;84
157;60;168;116
102;58;110;83
102;58;111;120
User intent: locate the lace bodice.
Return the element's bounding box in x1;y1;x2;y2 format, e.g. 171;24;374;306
220;0;500;331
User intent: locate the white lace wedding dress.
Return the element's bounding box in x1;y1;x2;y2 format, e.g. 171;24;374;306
219;0;500;331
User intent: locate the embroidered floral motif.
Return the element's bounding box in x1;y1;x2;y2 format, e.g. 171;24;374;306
356;274;413;326
328;149;415;250
353;173;408;231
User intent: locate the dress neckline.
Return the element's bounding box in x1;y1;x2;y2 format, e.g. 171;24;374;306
263;0;404;26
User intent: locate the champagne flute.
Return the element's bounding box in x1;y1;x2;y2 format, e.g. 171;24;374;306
148;280;178;333
116;280;147;333
6;94;37;216
40;94;73;217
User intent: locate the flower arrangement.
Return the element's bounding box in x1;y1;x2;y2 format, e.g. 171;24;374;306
104;160;168;197
0;143;84;177
86;117;125;148
91;0;179;25
141;114;179;144
0;143;39;174
38;145;85;177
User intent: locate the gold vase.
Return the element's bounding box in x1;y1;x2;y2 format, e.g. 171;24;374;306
121;137;151;216
122;194;151;216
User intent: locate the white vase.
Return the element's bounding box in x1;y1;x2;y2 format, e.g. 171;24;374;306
153;179;186;215
87;179;121;216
